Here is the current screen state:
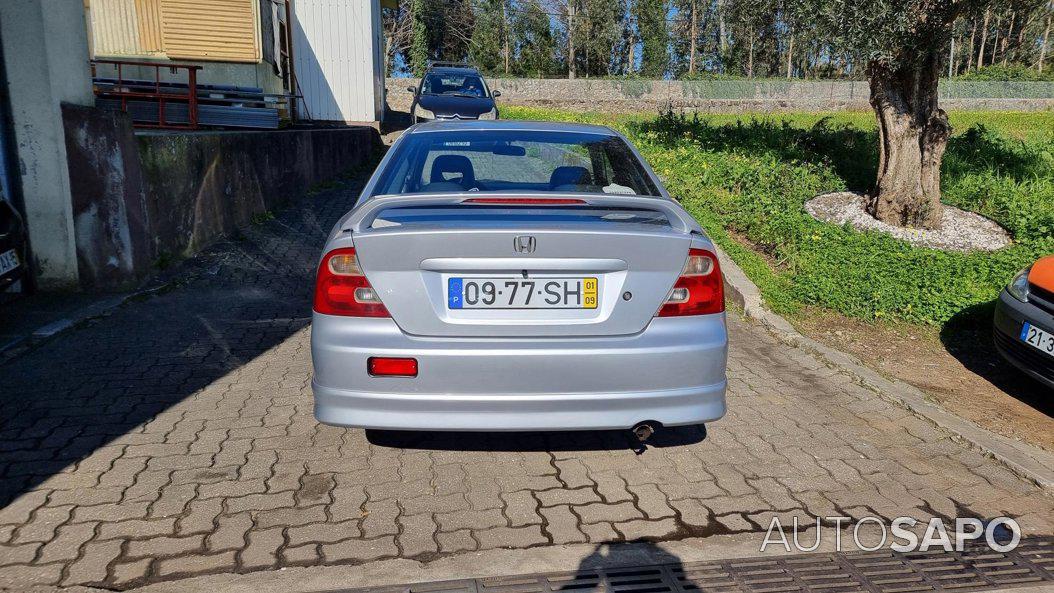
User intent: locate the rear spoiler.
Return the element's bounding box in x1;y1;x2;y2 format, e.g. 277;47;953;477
342;194;704;235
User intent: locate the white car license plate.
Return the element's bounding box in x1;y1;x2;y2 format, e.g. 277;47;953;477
0;249;19;276
448;277;598;309
1021;321;1054;358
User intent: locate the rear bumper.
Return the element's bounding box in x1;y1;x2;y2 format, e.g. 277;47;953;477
993;289;1054;390
311;314;728;431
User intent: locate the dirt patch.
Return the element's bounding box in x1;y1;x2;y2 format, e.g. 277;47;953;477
792;308;1054;452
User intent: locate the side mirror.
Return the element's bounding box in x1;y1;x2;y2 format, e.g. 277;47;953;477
492;90;502;98
407;86;417;94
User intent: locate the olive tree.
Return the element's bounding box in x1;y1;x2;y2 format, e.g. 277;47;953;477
794;0;986;228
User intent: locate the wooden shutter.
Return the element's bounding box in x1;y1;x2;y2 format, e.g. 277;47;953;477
159;0;260;62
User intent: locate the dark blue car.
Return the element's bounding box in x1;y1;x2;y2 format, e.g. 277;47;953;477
408;63;500;123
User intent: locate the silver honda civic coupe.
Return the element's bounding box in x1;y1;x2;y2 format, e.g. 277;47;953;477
311;120;727;434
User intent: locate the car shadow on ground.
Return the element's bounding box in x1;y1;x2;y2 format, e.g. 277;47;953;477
364;424;707;453
940;301;1053;415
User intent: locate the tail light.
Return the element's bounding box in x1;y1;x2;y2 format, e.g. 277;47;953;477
313;247;390;317
657;248;724;317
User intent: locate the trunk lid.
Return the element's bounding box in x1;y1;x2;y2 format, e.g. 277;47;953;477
345;196;698;338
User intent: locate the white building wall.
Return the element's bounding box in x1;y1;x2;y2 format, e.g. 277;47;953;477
292;0;384;123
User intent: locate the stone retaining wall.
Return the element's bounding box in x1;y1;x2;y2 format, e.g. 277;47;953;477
387;78;1054;113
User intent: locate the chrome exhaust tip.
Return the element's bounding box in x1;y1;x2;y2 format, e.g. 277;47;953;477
631;421;658;443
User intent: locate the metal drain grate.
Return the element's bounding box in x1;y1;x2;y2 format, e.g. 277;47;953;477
339;537;1054;593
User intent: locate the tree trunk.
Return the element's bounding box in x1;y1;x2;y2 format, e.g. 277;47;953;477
786;34;794;78
966;18;976;71
977;8;990;69
1001;12;1014;66
951;34;960;75
718;0;727;71
568;1;576;79
867;57;950;229
688;0;698;75
626;0;635;76
503;1;510;75
991;15;1001;66
1040;12;1051;73
747;27;754;78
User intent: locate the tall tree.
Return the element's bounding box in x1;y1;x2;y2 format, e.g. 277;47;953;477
512;0;559;76
671;0;702;75
624;0;637;73
408;0;430;75
793;0;986;229
634;0;671;76
470;0;506;73
381;3;413;76
579;0;628;75
548;0;583;77
727;0;780;78
672;0;718;76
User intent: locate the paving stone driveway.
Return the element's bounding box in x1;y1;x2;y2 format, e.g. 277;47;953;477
0;176;1051;591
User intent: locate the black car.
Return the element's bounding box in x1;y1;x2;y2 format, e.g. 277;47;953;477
0;198;26;292
993;257;1054;390
408;63;500;123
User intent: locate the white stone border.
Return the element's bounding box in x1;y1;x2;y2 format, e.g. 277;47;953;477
715;245;1054;490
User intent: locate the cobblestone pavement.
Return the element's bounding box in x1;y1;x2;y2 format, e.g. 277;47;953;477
0;176;1052;591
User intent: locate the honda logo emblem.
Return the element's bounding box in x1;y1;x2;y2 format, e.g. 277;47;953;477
513;236;536;254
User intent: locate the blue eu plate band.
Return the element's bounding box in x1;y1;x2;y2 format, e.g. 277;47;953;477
448;277;463;309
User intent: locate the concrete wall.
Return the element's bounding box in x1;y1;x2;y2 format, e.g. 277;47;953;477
387;78;1054;113
62;115;380;290
137;126;378;258
63;105;154;290
0;0;95;289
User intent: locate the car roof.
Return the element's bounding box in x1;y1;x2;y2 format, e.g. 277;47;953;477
407;119;619;136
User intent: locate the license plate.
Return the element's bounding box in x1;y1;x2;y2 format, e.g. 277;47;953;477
1021;321;1054;358
448;277;598;309
0;249;19;276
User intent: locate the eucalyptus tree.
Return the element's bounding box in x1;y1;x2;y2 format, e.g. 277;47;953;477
512;0;559;76
634;0;671;76
470;0;508;73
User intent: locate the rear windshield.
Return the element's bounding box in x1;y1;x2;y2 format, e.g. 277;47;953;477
421;73;488;98
369;130;662;198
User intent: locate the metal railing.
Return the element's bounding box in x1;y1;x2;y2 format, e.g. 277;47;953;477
90;59;202;130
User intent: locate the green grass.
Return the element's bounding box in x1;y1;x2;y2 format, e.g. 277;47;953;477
503;105;1054;326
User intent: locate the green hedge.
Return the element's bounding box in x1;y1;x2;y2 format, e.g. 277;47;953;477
504;106;1054;325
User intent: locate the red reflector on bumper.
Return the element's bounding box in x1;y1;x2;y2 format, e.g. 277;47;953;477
368;357;418;377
